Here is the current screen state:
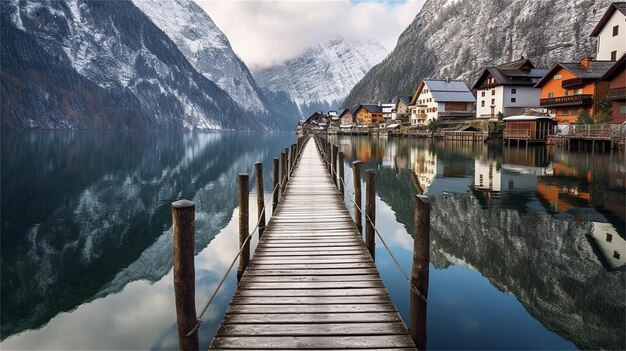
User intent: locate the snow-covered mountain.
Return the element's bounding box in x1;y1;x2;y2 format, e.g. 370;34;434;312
344;0;613;107
254;37;388;118
131;0;267;114
0;0;289;130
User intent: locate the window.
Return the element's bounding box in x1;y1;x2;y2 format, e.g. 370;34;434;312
511;88;517;94
574;88;583;95
613;25;619;37
481;101;485;107
607;233;613;242
481;91;485;97
611;50;617;61
620;105;626;114
491;89;495;95
553;74;562;80
491;99;495;105
547;92;554;98
511;97;516;103
562;109;569;115
565;90;570;96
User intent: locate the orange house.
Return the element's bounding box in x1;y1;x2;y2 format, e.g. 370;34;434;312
534;57;613;124
355;104;384;126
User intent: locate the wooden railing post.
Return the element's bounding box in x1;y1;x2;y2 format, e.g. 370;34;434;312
338;151;345;198
352;161;362;234
292;144;297;168
255;162;266;237
410;195;430;350
285;147;290;178
272;158;279;211
237;174;250;281
332;145;338;188
365;170;376;260
281;152;287;189
172;199;199;351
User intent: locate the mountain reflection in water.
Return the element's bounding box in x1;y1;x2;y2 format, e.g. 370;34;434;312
333;135;624;350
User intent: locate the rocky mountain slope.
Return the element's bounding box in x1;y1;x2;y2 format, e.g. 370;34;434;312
344;0;612;107
1;0;288;130
255;37;388;118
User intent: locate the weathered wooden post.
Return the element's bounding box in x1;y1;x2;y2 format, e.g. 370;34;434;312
410;195;430;350
332;145;339;188
172;199;199;351
254;162;266;237
365;170;376;260
285;147;290;177
292;144;297;168
352;161;362;234
273;158;279;211
338;151;345;198
281;152;287;189
237;174;250;282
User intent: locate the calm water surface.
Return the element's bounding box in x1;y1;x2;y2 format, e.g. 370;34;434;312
1;132;624;350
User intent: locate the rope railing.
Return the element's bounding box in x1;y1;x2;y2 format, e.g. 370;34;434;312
184;138;307;337
314;137;427;302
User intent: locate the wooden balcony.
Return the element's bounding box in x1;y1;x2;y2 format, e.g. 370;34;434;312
540;94;593;107
561;78;588;89
607;87;626;100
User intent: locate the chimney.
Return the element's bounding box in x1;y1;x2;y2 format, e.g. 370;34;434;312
580;57;591;70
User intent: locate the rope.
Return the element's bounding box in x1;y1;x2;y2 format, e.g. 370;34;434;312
186;142;303;337
315;138;428;302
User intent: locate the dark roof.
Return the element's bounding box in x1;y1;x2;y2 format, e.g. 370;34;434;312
425;80;475;102
591;2;626;37
358;104;382;113
397;96;412;104
598;53;626;82
534;60;616;88
472;59;548;89
303;112;327;124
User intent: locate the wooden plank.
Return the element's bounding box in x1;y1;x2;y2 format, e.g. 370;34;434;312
226;303;398;314
221;312;402;324
237;281;384;290
211;335;416;349
216;322;408;336
229;296;393;305
234;288;387;297
238;275;381;283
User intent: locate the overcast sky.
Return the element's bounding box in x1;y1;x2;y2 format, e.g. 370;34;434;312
194;0;425;71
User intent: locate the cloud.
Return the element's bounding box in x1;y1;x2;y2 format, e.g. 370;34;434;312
195;0;425;70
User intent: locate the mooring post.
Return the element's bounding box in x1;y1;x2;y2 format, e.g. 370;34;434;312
254;162;266;237
281;152;287;189
352;160;362;234
172;199;199;351
410;195;430;350
338;151;345;198
332;145;339;188
237;174;250;282
365;169;376;260
273;158;279;211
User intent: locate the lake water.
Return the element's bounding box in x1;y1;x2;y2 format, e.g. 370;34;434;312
1;132;624;350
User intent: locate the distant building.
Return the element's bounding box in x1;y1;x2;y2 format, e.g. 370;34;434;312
337;108;355;126
409;79;476;125
355;104;384;126
381;103;396;122
597;53;626;123
472;58;548;119
534;57;614;124
300;112;329;132
502;115;556;144
393;96;412;123
591;2;626;61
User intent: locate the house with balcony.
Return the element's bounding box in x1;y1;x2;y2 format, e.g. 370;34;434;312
597;53;626;123
472;58;548;119
409;79;476;125
534;57;614;124
591;2;626;61
355;104;384;126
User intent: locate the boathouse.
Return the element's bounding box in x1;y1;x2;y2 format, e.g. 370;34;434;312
502;115;556;144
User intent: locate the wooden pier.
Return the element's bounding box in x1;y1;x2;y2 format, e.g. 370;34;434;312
208;138;417;350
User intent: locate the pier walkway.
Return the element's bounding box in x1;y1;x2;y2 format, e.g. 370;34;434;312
209;138;416;349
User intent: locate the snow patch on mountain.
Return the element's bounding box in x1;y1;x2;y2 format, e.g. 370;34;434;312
254;36;388;117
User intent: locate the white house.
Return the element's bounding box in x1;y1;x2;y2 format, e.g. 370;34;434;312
409;79;475;125
381;103;396;121
472;58;548;119
591;3;626;61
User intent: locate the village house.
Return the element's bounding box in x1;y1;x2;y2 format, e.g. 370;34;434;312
534;57;614;124
597;53;626;123
393;96;412;124
409;79;476;125
355;104;384;126
381;103;395;122
472;58;548;119
591;2;626;61
299;111;329;132
337;108;355;126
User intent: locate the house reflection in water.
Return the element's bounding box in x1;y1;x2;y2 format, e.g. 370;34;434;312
590;222;626;271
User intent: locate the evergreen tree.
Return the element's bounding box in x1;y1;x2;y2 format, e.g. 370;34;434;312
576;109;593;124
